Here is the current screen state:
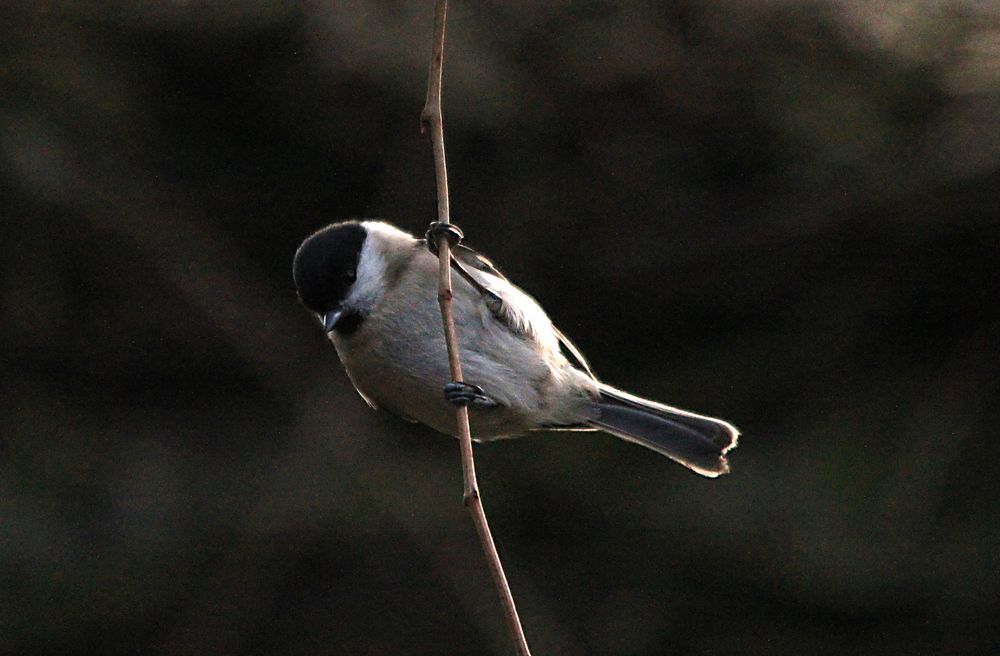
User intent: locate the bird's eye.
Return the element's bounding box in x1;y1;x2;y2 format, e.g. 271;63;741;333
344;271;356;284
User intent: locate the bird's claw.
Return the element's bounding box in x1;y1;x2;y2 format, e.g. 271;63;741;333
443;381;497;409
426;222;464;256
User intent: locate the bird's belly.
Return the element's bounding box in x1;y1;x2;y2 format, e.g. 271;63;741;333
334;328;538;438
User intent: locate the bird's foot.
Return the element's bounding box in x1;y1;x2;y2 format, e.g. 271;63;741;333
443;381;498;409
425;221;464;256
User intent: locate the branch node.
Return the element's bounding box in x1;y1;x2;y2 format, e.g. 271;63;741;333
463;487;480;507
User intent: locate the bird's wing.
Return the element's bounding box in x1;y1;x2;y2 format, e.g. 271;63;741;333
553;326;597;380
448;241;598;380
451;243;509;281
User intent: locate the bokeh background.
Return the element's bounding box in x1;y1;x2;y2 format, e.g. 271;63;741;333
3;1;999;654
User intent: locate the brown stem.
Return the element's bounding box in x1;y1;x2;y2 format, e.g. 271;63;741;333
420;1;532;654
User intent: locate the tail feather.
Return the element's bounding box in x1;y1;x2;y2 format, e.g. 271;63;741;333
587;384;739;477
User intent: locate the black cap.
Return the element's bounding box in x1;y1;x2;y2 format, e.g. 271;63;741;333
292;221;367;314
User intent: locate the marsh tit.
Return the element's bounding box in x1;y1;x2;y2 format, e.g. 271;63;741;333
293;220;738;476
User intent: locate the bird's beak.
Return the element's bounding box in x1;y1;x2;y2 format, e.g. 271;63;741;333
323;308;342;333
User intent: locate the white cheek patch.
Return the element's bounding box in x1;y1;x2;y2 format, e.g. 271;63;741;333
347;231;389;313
349;220;420;313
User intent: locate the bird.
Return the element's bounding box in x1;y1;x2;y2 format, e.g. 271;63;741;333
292;220;738;476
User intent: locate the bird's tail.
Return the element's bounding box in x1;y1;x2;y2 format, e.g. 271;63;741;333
587;384;739;477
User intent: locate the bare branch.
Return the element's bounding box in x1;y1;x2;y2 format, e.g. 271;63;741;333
420;1;532;654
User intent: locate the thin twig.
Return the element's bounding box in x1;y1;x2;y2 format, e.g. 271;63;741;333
419;1;532;654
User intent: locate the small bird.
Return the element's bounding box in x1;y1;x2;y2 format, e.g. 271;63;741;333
293;220;738;476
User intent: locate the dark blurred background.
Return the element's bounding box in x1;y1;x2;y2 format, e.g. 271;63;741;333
3;1;999;654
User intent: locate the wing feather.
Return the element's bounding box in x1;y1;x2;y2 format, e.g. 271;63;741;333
429;239;594;378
